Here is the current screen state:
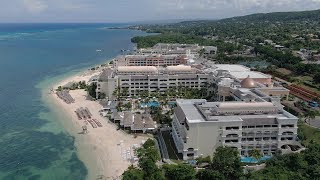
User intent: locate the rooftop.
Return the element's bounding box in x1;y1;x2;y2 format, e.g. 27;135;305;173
214;64;251;72
98;68;113;81
132;114;157;130
175;100;296;124
117;66;158;73
166;65;192;72
229;71;271;79
175;99;207;123
240;76;257;88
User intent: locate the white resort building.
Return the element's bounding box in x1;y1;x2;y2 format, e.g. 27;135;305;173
95;44;300;161
171;98;298;160
135;43;218;59
96;65;212;98
114;54;189;67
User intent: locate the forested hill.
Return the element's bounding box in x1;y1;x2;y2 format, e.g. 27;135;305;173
129;8;320;86
132;9;320;33
221;9;320;22
171;9;320;26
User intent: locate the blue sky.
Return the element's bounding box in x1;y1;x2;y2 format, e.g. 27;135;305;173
1;0;320;22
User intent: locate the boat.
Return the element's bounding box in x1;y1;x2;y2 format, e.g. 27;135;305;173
96;49;102;52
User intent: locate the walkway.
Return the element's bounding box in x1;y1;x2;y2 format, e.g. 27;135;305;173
308;116;320;129
156;131;169;159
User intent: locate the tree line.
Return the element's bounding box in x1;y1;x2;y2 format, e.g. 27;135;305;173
123;139;320;180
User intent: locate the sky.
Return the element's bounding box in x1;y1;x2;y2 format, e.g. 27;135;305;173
1;0;320;23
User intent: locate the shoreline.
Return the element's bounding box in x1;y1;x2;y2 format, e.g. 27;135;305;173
42;65;148;180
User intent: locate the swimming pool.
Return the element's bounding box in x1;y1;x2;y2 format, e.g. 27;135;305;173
241;156;271;163
168;101;177;107
140;101;160;107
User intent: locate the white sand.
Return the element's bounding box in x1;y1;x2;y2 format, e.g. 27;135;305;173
49;71;148;180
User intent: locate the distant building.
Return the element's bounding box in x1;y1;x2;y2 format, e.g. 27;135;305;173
97;63;289;101
135;43;217;59
202;46;218;56
264;39;274;45
114;54;188;67
274;45;285;50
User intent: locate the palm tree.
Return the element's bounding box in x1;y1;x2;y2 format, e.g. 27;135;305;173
305;110;317;125
248;149;262;163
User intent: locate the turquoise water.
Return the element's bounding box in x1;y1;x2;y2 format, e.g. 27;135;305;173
241;156;271;163
140;101;160;107
0;23;146;179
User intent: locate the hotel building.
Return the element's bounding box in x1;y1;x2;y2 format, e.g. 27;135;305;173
171;97;298;160
114;54;189;67
96;65;213;98
135;43;218;59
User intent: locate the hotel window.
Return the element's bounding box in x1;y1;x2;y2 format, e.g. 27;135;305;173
226;126;239;130
281;124;294;128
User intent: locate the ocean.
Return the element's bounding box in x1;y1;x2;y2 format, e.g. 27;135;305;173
0;23;146;180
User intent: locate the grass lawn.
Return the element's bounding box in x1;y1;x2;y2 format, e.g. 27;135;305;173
276;68;292;75
299;122;320;146
298;83;320;94
295;75;313;82
162;131;182;160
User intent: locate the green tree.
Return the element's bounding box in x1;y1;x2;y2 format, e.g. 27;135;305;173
86;83;97;99
117;101;123;112
250;144;320;179
124;102;132;110
138;157;162;180
196;169;225;180
196;156;211;165
162;164;196;180
122;165;144;180
210;147;243;179
98;92;106;99
248;149;263;162
142;138;155;149
79;81;87;89
198;48;205;57
314;72;320;84
135;139;164;180
306;110;317;124
57;86;62;91
120;88;129;97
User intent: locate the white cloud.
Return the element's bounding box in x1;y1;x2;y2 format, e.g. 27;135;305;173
23;0;48;13
149;0;320;19
1;0;320;22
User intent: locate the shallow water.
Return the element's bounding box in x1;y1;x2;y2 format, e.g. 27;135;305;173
0;23;146;179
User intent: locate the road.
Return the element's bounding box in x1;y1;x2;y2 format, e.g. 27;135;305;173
308;116;320;129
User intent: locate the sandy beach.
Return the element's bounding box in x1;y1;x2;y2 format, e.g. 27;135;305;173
47;70;148;180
